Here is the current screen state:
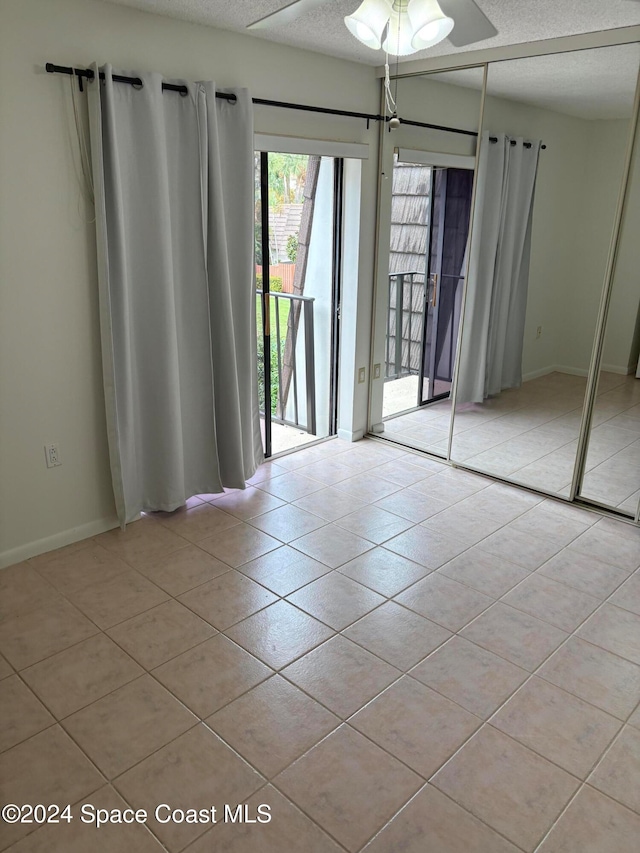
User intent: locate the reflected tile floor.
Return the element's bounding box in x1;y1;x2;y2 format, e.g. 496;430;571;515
383;372;640;509
2;437;640;852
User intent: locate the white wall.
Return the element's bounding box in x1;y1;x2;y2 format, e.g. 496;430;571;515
0;0;380;565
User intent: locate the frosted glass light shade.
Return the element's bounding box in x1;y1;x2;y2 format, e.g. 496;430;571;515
408;0;454;49
345;0;394;50
382;4;419;55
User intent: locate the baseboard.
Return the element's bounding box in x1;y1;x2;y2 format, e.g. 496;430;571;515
337;428;366;442
0;516;120;570
600;363;634;376
522;364;633;383
521;365;556;382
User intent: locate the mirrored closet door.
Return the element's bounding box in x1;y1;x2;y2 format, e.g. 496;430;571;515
370;66;485;456
370;40;640;522
450;43;640;500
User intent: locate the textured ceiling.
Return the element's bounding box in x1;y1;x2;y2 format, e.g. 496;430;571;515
427;44;640;120
101;0;640;66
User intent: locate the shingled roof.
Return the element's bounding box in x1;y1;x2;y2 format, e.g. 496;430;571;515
389;162;431;282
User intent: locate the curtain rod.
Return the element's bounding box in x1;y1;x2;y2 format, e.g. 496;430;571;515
46;62;492;138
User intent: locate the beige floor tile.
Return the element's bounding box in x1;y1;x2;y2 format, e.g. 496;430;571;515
298;458;356;485
537;550;628;600
457;484;542;523
537;785;640;852
155;503;240;542
395;573;493;632
421;505;504;546
362;784;520;853
63;674;197;778
66;570;169;630
508;505;591;546
577;604;640;665
0;727;103;849
338;548;432;597
152;635;272;718
539;636;640;720
491;677;620;778
197;523;281;568
293;486;368;522
130;545;231;595
0;598;99;670
114;724;264;852
351;676;480;778
411;636;528;720
432;725;579;851
343;601;451;670
384;526;468;570
438;548;529;598
274;725;422;852
34;544;131;596
107;600;217;669
371;458;440;487
291;524;374;569
225;600;333;669
333;472;403;503
207;485;285;520
609;572;640;616
207;676;338;778
461;603;568;671
237;546;330;596
334;505;414;544
281;635;399;719
5;784;165;852
480;526;563;570
0;675;54;752
95;516;189;564
21;634;143;719
568;527;640;573
256;471;324;502
249;505;326;543
373;489;451;523
245;460;287;485
286;572;384;630
589;725;640;813
184;786;343;853
27;539;96;570
0;656;12;679
178;571;277;630
0;564;62;623
502;574;600;632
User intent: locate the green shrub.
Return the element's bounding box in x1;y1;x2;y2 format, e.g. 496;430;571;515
255;274;283;292
257;337;280;414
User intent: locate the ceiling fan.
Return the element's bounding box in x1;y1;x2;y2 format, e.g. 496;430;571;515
247;0;499;53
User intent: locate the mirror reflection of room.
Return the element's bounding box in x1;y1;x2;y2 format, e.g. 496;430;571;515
578;124;640;515
451;44;640;498
378;67;484;455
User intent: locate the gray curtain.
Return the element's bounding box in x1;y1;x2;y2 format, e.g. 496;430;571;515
88;65;263;525
456;131;541;404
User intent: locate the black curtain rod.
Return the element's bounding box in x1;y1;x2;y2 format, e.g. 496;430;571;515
489;136;547;150
45;63;545;147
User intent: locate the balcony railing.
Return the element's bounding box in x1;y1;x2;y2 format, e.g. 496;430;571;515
257;290;317;435
386;271;426;380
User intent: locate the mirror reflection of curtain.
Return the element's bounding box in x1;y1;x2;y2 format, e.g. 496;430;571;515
87;65;263;526
456;132;541;403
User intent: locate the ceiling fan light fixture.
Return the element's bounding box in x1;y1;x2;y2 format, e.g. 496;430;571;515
344;0;394;50
408;0;454;49
381;2;419;56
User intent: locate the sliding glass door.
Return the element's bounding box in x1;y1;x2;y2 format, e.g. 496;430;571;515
255;150;343;457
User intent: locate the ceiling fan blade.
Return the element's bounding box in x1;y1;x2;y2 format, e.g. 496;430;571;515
247;0;329;30
439;0;498;47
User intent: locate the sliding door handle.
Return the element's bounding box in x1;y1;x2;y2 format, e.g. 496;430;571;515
429;273;438;307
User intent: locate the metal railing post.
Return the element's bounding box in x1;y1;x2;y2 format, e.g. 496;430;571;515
304;300;317;435
394;273;404;377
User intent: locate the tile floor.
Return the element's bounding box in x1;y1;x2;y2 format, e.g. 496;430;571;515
382;371;640;510
1;437;640;852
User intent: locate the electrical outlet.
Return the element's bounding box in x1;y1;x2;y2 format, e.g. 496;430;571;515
536;326;543;339
358;367;366;384
45;443;61;468
373;363;381;379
